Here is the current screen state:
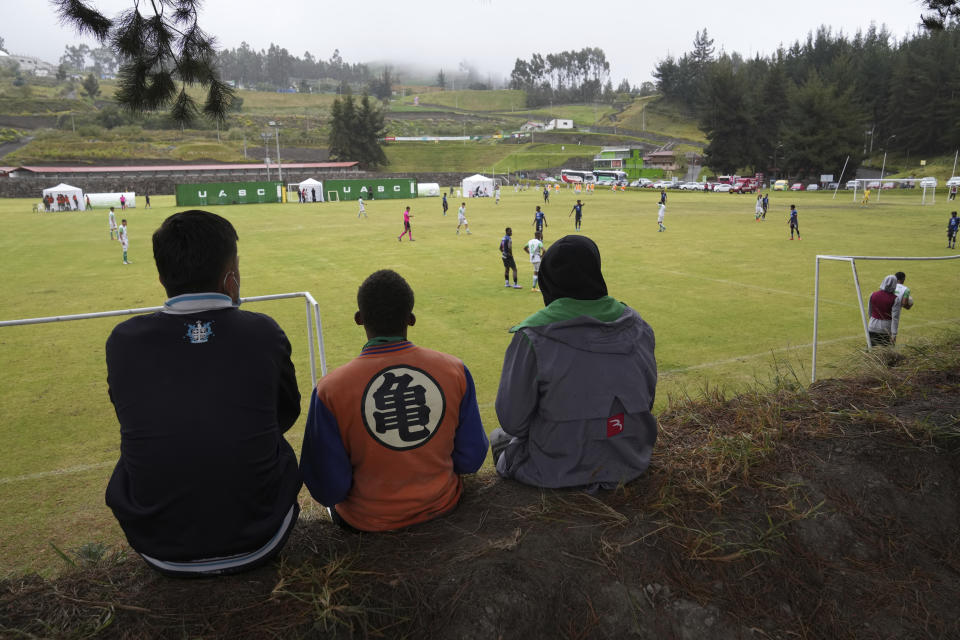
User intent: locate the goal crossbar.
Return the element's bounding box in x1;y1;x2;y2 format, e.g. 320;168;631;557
0;291;328;387
812;254;960;382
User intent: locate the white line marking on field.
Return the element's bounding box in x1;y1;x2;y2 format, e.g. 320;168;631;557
0;461;113;485
662;317;959;374
652;268;854;307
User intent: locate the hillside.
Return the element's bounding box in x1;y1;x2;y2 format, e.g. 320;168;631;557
0;73;706;170
2;333;958;639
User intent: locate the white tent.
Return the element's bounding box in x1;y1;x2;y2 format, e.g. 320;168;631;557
42;182;85;211
298;178;324;202
461;174;494;198
417;182;441;197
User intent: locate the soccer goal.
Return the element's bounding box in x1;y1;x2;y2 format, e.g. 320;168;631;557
0;292;328;387
326;191;340;202
811;254;960;382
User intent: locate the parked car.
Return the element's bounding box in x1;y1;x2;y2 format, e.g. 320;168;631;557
790;183;804;191
919;177;938;188
652;180;671;189
713;183;732;192
806;184;819;191
629;178;652;187
826;182;840;190
773;179;789;191
946;176;960;188
731;179;758;193
679;182;704;190
845;180;860;190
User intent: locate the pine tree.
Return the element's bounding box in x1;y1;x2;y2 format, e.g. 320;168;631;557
52;0;235;125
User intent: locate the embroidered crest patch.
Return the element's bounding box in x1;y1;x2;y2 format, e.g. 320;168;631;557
184;320;214;344
361;365;446;450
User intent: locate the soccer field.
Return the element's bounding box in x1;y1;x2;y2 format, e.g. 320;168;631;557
0;187;957;575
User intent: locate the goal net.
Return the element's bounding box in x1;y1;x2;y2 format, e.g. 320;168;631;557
811;253;960;381
326;191;340;202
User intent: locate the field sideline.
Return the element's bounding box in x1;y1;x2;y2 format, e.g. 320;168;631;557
0;187;957;575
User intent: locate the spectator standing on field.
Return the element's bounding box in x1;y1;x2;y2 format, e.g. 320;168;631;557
105;210;302;576
867;275;902;347
894;272;914;310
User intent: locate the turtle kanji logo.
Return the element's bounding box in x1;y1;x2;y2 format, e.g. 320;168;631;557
362;366;446;450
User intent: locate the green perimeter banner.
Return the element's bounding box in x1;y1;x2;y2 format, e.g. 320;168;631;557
323;178;417;202
175;181;283;206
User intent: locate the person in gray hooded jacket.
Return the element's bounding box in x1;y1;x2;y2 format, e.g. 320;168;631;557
490;235;657;490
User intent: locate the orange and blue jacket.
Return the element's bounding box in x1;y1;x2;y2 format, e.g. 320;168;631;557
300;339;488;531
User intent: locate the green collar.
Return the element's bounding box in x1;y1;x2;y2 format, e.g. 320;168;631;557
362;335;406;348
511;296;627;332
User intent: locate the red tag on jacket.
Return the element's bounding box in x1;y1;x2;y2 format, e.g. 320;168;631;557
606;413;624;437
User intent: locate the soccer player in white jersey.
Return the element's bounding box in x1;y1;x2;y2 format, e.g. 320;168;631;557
357;196;366;218
119;218;130;264
108;206;118;240
523;231;544;291
657;202;666;232
456;202;472;235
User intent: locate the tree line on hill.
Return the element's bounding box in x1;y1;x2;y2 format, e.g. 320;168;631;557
655;22;960;178
508;48;647;107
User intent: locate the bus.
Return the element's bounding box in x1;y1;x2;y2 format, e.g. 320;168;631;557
560;169;596;184
593;170;628;184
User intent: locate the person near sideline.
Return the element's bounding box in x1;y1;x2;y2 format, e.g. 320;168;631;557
490;235;658;490
299;269;488;532
894;271;913;310
105;210;302;576
867;274;902;347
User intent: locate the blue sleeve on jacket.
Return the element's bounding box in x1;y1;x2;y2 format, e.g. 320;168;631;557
452;365;489;474
299;391;352;507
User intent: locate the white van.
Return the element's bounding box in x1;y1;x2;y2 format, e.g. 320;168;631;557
919;177;938;188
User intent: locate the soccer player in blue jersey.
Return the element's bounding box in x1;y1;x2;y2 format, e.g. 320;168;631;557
788;205;801;240
569;199;585;230
948;211;958;249
533;206;548;236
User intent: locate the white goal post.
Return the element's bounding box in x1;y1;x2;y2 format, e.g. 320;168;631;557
811;255;960;382
326;191;340;202
0;292;328;387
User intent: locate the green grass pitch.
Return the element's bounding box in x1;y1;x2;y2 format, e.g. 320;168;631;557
0;187;957;575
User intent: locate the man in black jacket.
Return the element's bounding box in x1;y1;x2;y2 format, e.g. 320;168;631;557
105;209;302;576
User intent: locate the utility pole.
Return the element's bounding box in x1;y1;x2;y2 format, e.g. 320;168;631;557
268;121;283;183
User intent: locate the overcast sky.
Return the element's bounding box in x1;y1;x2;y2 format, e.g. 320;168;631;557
1;0;930;85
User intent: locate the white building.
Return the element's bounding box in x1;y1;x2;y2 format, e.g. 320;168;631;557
0;50;56;77
544;119;574;130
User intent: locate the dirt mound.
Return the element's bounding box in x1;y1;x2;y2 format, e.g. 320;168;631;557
2;338;959;639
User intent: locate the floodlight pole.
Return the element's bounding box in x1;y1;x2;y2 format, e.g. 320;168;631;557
261;133;271;180
269;121;283;183
877;135;895;203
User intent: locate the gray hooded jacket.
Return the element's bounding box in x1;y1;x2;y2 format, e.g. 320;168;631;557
494;304;657;490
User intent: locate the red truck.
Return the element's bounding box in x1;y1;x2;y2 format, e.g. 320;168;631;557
731;178;758;193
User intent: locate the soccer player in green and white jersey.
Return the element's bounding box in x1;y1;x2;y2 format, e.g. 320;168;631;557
109;206;118;240
523;231;544;291
118;219;131;264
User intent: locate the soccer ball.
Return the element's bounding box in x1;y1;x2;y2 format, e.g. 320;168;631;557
904;296;914;309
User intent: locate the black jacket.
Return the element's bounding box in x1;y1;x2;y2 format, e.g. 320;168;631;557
105;304;301;561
